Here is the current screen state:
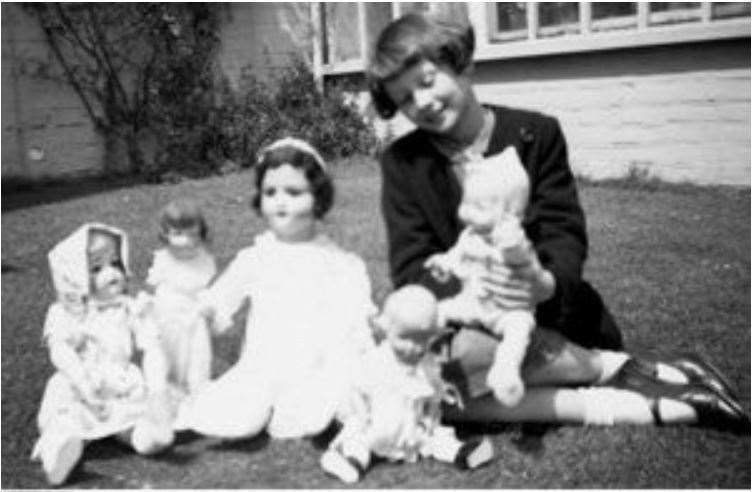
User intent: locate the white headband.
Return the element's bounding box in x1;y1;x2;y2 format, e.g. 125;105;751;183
258;137;327;171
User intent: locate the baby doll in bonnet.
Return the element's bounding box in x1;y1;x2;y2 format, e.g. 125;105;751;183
31;223;175;486
425;146;539;407
320;285;494;484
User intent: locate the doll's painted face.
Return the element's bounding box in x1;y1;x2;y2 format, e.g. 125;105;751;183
378;286;441;365
165;224;203;260
260;163;317;242
383;59;474;137
87;229;126;302
458;175;508;234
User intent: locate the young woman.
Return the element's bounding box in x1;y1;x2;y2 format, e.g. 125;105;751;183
366;12;747;432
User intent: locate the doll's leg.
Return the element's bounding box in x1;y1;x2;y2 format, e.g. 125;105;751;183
485;310;535;407
128;390;176;455
320;421;372;484
32;417;84;486
175;364;272;439
186;319;212;394
422;425;494;470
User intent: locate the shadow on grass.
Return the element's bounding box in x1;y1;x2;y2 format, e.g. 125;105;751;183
1;174;150;212
209;432;270;454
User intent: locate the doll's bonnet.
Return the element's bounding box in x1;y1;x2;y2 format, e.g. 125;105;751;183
48;222;131;308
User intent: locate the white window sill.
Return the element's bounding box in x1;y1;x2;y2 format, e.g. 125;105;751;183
476;17;750;61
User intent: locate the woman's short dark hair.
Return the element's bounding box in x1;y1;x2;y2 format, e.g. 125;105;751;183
251;143;334;219
158;198;209;243
366;13;475;119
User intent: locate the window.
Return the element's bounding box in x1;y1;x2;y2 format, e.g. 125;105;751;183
317;2;750;75
484;1;750;60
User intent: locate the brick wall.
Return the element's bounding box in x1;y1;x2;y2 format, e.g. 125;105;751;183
1;4;104;181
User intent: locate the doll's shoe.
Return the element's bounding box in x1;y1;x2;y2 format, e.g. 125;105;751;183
454;436;494;470
320;448;363;484
36;432;84;486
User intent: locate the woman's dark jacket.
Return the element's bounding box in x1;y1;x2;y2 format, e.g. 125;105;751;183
379;105;622;350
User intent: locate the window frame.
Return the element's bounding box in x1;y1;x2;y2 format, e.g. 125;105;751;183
316;1;751;76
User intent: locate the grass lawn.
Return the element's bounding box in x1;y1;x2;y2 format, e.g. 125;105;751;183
2;159;750;488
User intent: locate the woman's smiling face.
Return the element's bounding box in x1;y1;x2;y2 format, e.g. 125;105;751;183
383;59;474;136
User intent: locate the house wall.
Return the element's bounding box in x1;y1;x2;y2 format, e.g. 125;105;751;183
217;3;305;86
473;38;751;186
1;4;104;181
1;3;298;183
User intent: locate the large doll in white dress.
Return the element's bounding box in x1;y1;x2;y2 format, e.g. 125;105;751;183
32;223;175;485
320;285;494;484
147;199;216;395
175;137;377;441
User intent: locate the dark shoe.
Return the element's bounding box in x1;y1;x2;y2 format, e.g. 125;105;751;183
612;354;740;402
607;359;750;434
664;352;740;400
677;384;750;434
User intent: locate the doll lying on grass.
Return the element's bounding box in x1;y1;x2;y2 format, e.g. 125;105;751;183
31;223;176;486
425;146;537;406
320;285;494;484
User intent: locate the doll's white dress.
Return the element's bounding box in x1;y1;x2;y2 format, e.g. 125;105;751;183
335;343;458;463
187;231;376;439
147;248;216;393
35;300;156;442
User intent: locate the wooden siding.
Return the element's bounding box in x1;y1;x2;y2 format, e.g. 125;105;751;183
1;4;103;181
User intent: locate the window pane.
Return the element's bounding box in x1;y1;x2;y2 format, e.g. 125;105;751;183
495;2;527;32
592;2;637;20
538;2;579;27
649;2;701;25
712;2;751;19
650;3;700;12
325;2;360;63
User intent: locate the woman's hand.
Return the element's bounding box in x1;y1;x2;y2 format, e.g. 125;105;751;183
480;252;555;310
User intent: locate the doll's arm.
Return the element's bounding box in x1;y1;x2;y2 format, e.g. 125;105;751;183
44;307;107;412
424;229;471;283
200;251;254;334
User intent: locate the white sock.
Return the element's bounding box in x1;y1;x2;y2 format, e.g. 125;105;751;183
595;350;631;384
655;362;689;384
579;387;654;426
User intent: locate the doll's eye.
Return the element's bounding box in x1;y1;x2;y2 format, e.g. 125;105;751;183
90;265;102;274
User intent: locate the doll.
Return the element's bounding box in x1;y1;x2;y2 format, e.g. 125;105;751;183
31;223;175;486
146;199;216;395
320;285;494;484
424;146;537;407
